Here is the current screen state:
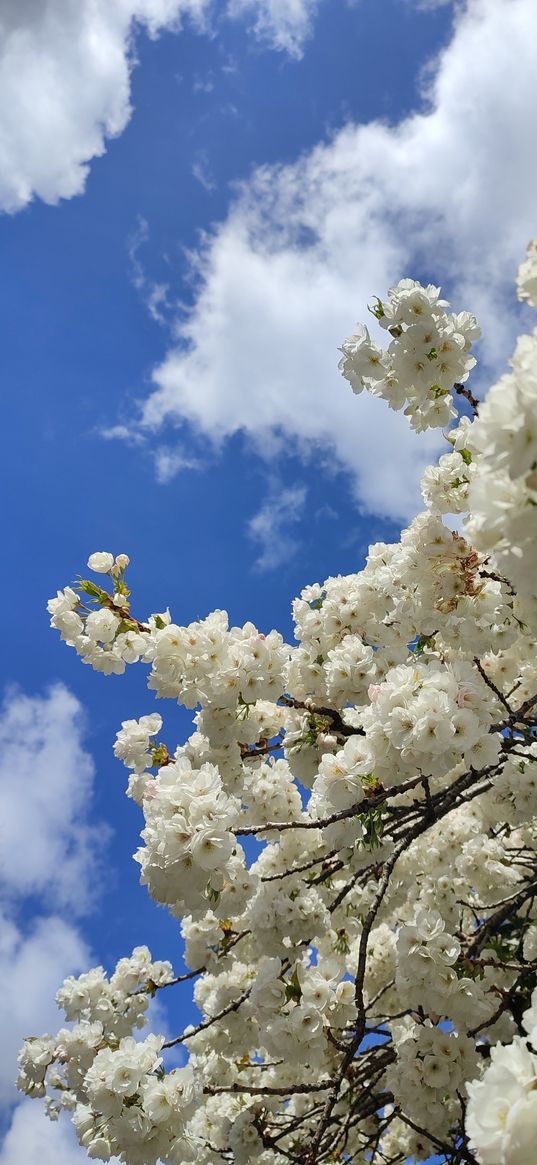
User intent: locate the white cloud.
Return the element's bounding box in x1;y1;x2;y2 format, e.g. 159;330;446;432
100;422;146;445
128;215;153;294
128;216;172;323
0;1100;95;1165
0;683;157;1158
0;0;203;213
192;152;217;192
0;684;105;1134
0;684;120;1154
193;71;216;93
154;444;201;481
227;0;320;56
132;0;537;523
248;483;307;569
407;0;453;9
0;0;320;213
0;682;173;1143
0;685;107;912
0;913;91;1108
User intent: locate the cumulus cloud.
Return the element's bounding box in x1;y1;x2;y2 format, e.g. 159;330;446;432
131;0;537;522
0;913;91;1108
0;0;199;212
0;684;108;1152
248;483;307;569
0;0;320;213
0;683;173;1156
0;684;107;912
0;1100;96;1165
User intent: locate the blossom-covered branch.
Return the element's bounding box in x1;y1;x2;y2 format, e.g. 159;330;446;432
18;243;537;1165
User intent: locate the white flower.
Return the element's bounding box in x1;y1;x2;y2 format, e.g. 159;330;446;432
85;609;120;644
466;1038;537;1164
190;827;234;871
87;552;115;573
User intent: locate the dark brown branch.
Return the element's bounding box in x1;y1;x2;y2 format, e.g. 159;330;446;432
205;1081;332;1096
473;656;513;716
465;878;537;957
453;380;480;415
163;989;251;1048
235;774;424;837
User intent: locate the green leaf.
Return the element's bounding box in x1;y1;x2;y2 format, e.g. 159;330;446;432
358;803;387;850
460;448;473;466
368;296;385;320
412;633;436;656
285;966;302;1003
116;619;138;635
334;928;350;955
78;579;111;604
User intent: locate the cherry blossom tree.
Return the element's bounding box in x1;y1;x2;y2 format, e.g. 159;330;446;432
18;241;537;1165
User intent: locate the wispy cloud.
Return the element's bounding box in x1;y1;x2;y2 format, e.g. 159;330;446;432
248;483;307;570
154;445;201;482
192;151;217;192
408;0;453;9
193;71;216;93
227;0;322;57
100;423;146;446
127;216;172;325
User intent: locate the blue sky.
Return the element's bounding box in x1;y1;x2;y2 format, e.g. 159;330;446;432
1;0;537;1160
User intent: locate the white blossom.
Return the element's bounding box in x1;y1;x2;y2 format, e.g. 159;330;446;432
87;552;115;573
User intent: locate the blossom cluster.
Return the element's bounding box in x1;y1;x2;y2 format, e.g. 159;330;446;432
16;949;201;1164
465;322;537;623
339;278;479;431
135;755;242;916
19;242;537;1165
